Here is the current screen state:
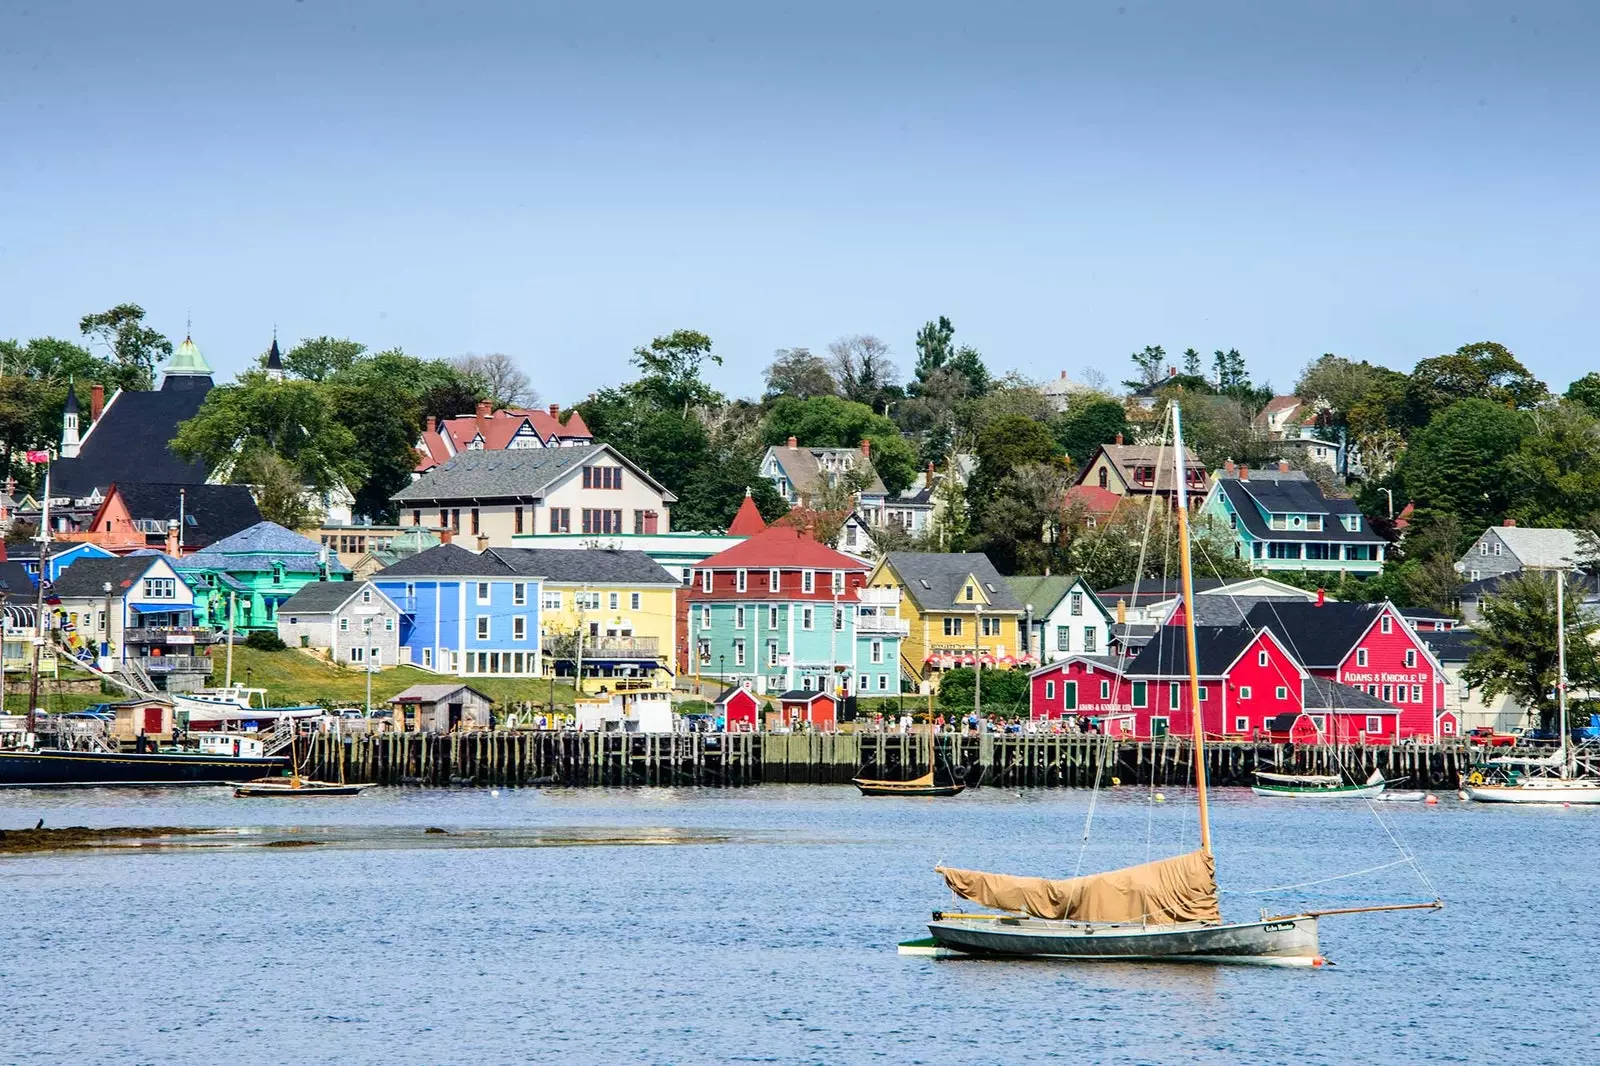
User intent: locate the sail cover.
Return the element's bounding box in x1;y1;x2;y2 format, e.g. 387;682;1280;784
936;849;1220;925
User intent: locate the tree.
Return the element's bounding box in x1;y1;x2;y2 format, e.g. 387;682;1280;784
1464;571;1600;733
946;345;991;398
1565;372;1600;416
1181;347;1203;377
631;329;722;412
937;666;1031;717
762;395;917;494
970;414;1062;503
1128;345;1166;387
281;337;367;382
827;334;896;408
895;367;971;464
453;353;536;408
762;348;836;401
1211;348;1247;391
975;462;1077;574
1295;354;1408;430
78;304;172;391
909;316;955;394
1504;401;1600;529
234;450;318;529
970;374;1055;433
172;374;364;496
1054;397;1129;467
1392;398;1529;538
1404;341;1547;426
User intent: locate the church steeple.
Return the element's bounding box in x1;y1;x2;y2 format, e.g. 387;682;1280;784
61;379;81;458
265;331;284;383
162;330;215;387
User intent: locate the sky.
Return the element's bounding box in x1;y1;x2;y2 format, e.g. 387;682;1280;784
2;1;1596;402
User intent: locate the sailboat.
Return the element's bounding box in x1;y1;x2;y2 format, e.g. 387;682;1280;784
234;724;367;797
1251;768;1387;799
854;701;965;797
1465;571;1600;805
921;402;1439;964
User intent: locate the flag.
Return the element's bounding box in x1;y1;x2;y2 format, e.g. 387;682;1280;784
24;450;49;463
44;594;61;606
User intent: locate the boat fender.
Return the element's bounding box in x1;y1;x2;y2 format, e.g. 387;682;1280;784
1466;771;1484;785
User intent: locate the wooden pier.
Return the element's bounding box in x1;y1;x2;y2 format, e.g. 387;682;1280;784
298;730;1479;790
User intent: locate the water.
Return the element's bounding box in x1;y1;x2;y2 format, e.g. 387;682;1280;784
1;785;1595;1065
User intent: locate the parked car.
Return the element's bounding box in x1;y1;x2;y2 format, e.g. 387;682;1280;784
1467;726;1518;747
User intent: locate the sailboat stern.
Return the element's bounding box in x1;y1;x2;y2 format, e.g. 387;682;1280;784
926;913;1323;965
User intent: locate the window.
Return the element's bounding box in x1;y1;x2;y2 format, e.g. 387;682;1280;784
470;508;480;535
768;606;780;628
513;616;526;641
1366;715;1383;734
801;607;814;630
361;588;372;604
1396;685;1407;703
477;617;490;640
1493;541;1502;556
412;509;422;527
1405;649;1417;668
439;508;449;528
1150;716;1169;737
1239;686;1252;699
1098;467;1108;488
802;570;815;593
339;618;349;632
542;590;562;611
384;617;395;631
1381;615;1392;634
1356;648;1368;667
1412;684;1422;703
609;592;619;610
350;646;364;663
769;569;781;592
513;583;527;606
575;591;601;610
1169;685;1179;710
834;607;845;631
964;585;975;601
1083;628;1097;653
1234;716;1249;732
1056;626;1069;652
943;617;963;637
1132;681;1147;707
1045;681;1056;700
878;674;889;691
736;569;748;593
142;577;176;599
582;508;623;534
767;641;779;666
832;570;845;593
549;508;571;534
857;673;868;691
1258;650;1268;667
735;606;746;630
1070;592;1083;617
981;616;1000;636
1382;684;1393;703
422;648;433;668
700;569;714;593
514;506;524;534
871;639;883;664
631;592;641;611
1198;686;1208;701
451;509;461;532
476;582;491;604
700;605;711;629
1275;686;1288;700
734;640;746;667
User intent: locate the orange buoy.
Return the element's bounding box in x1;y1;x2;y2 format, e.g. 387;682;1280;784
1425;794;1439;805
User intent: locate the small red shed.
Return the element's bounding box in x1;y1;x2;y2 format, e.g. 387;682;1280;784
1265;712;1325;745
713;685;761;731
778;689;838;732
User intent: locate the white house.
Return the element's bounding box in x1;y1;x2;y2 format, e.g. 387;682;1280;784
277;580;402;667
1005;574;1113;662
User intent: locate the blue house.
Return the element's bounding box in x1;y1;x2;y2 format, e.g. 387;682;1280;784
12;542;117;584
371;544;543;678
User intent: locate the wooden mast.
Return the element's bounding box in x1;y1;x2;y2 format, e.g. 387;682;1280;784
1171;402;1212;856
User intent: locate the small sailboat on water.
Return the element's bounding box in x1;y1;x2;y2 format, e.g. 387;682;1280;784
1252;768;1387;799
920;402;1439;964
234;726;368;797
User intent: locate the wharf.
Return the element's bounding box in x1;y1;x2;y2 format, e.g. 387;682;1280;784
297;731;1480;790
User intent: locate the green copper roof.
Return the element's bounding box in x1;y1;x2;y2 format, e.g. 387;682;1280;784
165;334;213;377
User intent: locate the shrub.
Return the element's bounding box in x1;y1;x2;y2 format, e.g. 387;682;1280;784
245;630;287;652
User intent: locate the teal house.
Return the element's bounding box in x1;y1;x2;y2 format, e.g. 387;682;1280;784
1200;467;1386;578
685;522;906;698
174;521;350;632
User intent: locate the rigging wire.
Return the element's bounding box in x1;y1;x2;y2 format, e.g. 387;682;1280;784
1224;857;1415;895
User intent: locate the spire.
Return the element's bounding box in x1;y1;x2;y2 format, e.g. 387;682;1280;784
265;330;284;382
727;489;767;537
63;378;79;416
163;330;214;381
60;379;81;458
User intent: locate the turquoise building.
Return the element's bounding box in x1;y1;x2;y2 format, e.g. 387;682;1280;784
1200;471;1386;578
174;521;350;632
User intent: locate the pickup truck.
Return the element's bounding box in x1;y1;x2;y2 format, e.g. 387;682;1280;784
1467;726;1519;747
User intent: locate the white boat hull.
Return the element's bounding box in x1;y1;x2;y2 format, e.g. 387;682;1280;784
1464;779;1600;804
928;914;1323;964
1251;782;1385;799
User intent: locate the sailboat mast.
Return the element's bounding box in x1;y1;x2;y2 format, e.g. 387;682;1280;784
1556;569;1569;777
1171;403;1212;855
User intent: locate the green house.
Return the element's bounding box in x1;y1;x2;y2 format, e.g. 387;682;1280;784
174;521;350;632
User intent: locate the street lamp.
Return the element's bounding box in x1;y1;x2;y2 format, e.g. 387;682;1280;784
363;617;374;717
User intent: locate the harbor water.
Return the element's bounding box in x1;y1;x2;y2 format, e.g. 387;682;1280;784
2;785;1595;1065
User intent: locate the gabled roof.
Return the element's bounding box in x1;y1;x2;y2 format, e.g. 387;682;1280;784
491;548;676;585
0;561;36;598
173;521;348;575
52;555;169;599
1418;629;1481;664
106;482;263;549
1216;479;1381;544
278;580;386;614
1303;677;1394;711
50;383;214;499
777;689;834;703
415;406;594;472
764;444;888;497
884;552;1023;613
726;491;767;536
1082;443;1208;494
1181;594;1310;627
1124;625;1268;678
1243;600;1387;668
394;443;674;504
712;686;759;707
1004;574;1099;617
373;543;521;578
700;525;868;572
1490;526;1596;569
388;683;493;705
1063;483;1124;516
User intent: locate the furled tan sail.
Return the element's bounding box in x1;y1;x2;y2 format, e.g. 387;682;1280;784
936;849;1220;925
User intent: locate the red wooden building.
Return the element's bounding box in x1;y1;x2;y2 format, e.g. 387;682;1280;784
713;685;761;731
778;689;838;732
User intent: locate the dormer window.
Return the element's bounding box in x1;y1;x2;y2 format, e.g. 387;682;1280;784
964;585;974;601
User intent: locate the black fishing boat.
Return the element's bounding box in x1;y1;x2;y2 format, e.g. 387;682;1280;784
0;746;287;787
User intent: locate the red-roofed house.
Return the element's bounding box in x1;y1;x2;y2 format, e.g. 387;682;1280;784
415;402;594;473
726;490;768;537
1063;484;1125;530
685;525;905;696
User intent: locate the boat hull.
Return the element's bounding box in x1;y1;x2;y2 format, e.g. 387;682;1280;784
234;780;366;797
1464;780;1600;804
0;749;287;787
1251;782;1385;799
854;778;966;797
927;914;1322;964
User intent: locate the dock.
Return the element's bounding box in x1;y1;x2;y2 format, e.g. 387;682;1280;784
297;731;1480;790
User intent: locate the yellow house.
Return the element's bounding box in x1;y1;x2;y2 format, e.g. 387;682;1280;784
867;552;1026;687
506;548;681;703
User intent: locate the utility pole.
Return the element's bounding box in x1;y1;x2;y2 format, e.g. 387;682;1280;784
364;617;374;716
224;591;236;687
972;603;982;723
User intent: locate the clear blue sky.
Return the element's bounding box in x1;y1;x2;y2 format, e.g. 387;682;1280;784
2;1;1594;400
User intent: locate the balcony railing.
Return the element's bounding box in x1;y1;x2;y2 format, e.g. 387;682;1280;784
135;655;214;675
545;635;661;659
125;627;220;645
855;588;902;607
855;614;910;636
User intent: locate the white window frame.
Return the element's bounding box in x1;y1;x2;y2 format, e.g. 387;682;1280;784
609;592;619;610
870;639;883;664
422;648;433;668
1366;715;1382;734
1412;684;1422;703
476;582;491;605
736;569;748;593
1275;686;1288;700
802;570;815;594
1405;649;1417;667
1071;592;1083;616
769;569;781;592
477;616;490;640
1100;680;1110;699
630;592;641;610
513;616;527;641
1381;615;1392;634
701;569;712;593
339;618;349;632
1234;716;1249;732
832;570;845;593
768;605;780;628
1258;651;1268;667
734;639;746;667
700;605;712;629
542;590;562;611
801;607;814;630
513;583;527;606
1045;680;1056;700
735;606;746;630
1239;686;1252;699
350;646;364;663
1356;648;1368;667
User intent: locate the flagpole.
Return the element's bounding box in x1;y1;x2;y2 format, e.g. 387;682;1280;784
26;456;51;735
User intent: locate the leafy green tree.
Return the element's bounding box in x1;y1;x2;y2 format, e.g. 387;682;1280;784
173;373;364;495
1182;347;1203;377
1565;372;1600;416
631;329;722;412
78;304;172;391
975;462;1077;574
1504;401;1600;529
0;336;115;385
1464;571;1600;733
1404;341;1547;426
1295;354;1406;428
762;348;837;400
1211;348;1246;391
967;374;1054;433
909;316;955;395
1128;344;1166;387
762;395;917;493
279;337;367;381
946;344;990;398
1392;398;1529;539
937;666;1031;717
1054;397;1129;467
969;414;1061;503
234;450;319;528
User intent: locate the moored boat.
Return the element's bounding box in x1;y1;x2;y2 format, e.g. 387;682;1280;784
1252;769;1387;799
234;778;367;797
0;745;286;787
854;767;965;797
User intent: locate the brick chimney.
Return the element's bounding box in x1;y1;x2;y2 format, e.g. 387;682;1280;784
90;383;104;422
859;439;871;458
1168;366;1177;377
475;400;492;421
787;435;798;450
1239;465;1249;481
476;534;490;552
925;461;935;489
1223;459;1236;477
1502;518;1516;527
1279;459;1290;473
165;519;180;557
425;415;436;434
1116;599;1127;625
1114;432;1124;446
440;529;453;544
549;403;561;419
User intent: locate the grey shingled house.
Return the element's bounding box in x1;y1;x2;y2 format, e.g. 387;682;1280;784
277;580;401;668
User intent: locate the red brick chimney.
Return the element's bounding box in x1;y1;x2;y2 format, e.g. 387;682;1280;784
1278;459;1290;473
859;439;871;458
475;400;492;421
1239;465;1249;481
786;435;798;449
165;520;180;558
1502;518;1516;527
440;529;453;544
90;383;104;422
1167;366;1177;377
425;415;436;434
549;403;561;419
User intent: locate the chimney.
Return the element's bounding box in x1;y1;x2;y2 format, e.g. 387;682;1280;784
425;415;436;434
1278;459;1290;473
859;439;871;458
1223;459;1235;477
1060;370;1067;379
165;519;179;558
1168;366;1177;377
476;534;490;552
787;435;798;450
475;400;492;421
1239;465;1249;481
90;384;104;422
549;403;561;419
1315;587;1325;607
1116;599;1127;625
1114;432;1124;446
440;529;453;545
1502;519;1516;527
925;461;935;489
